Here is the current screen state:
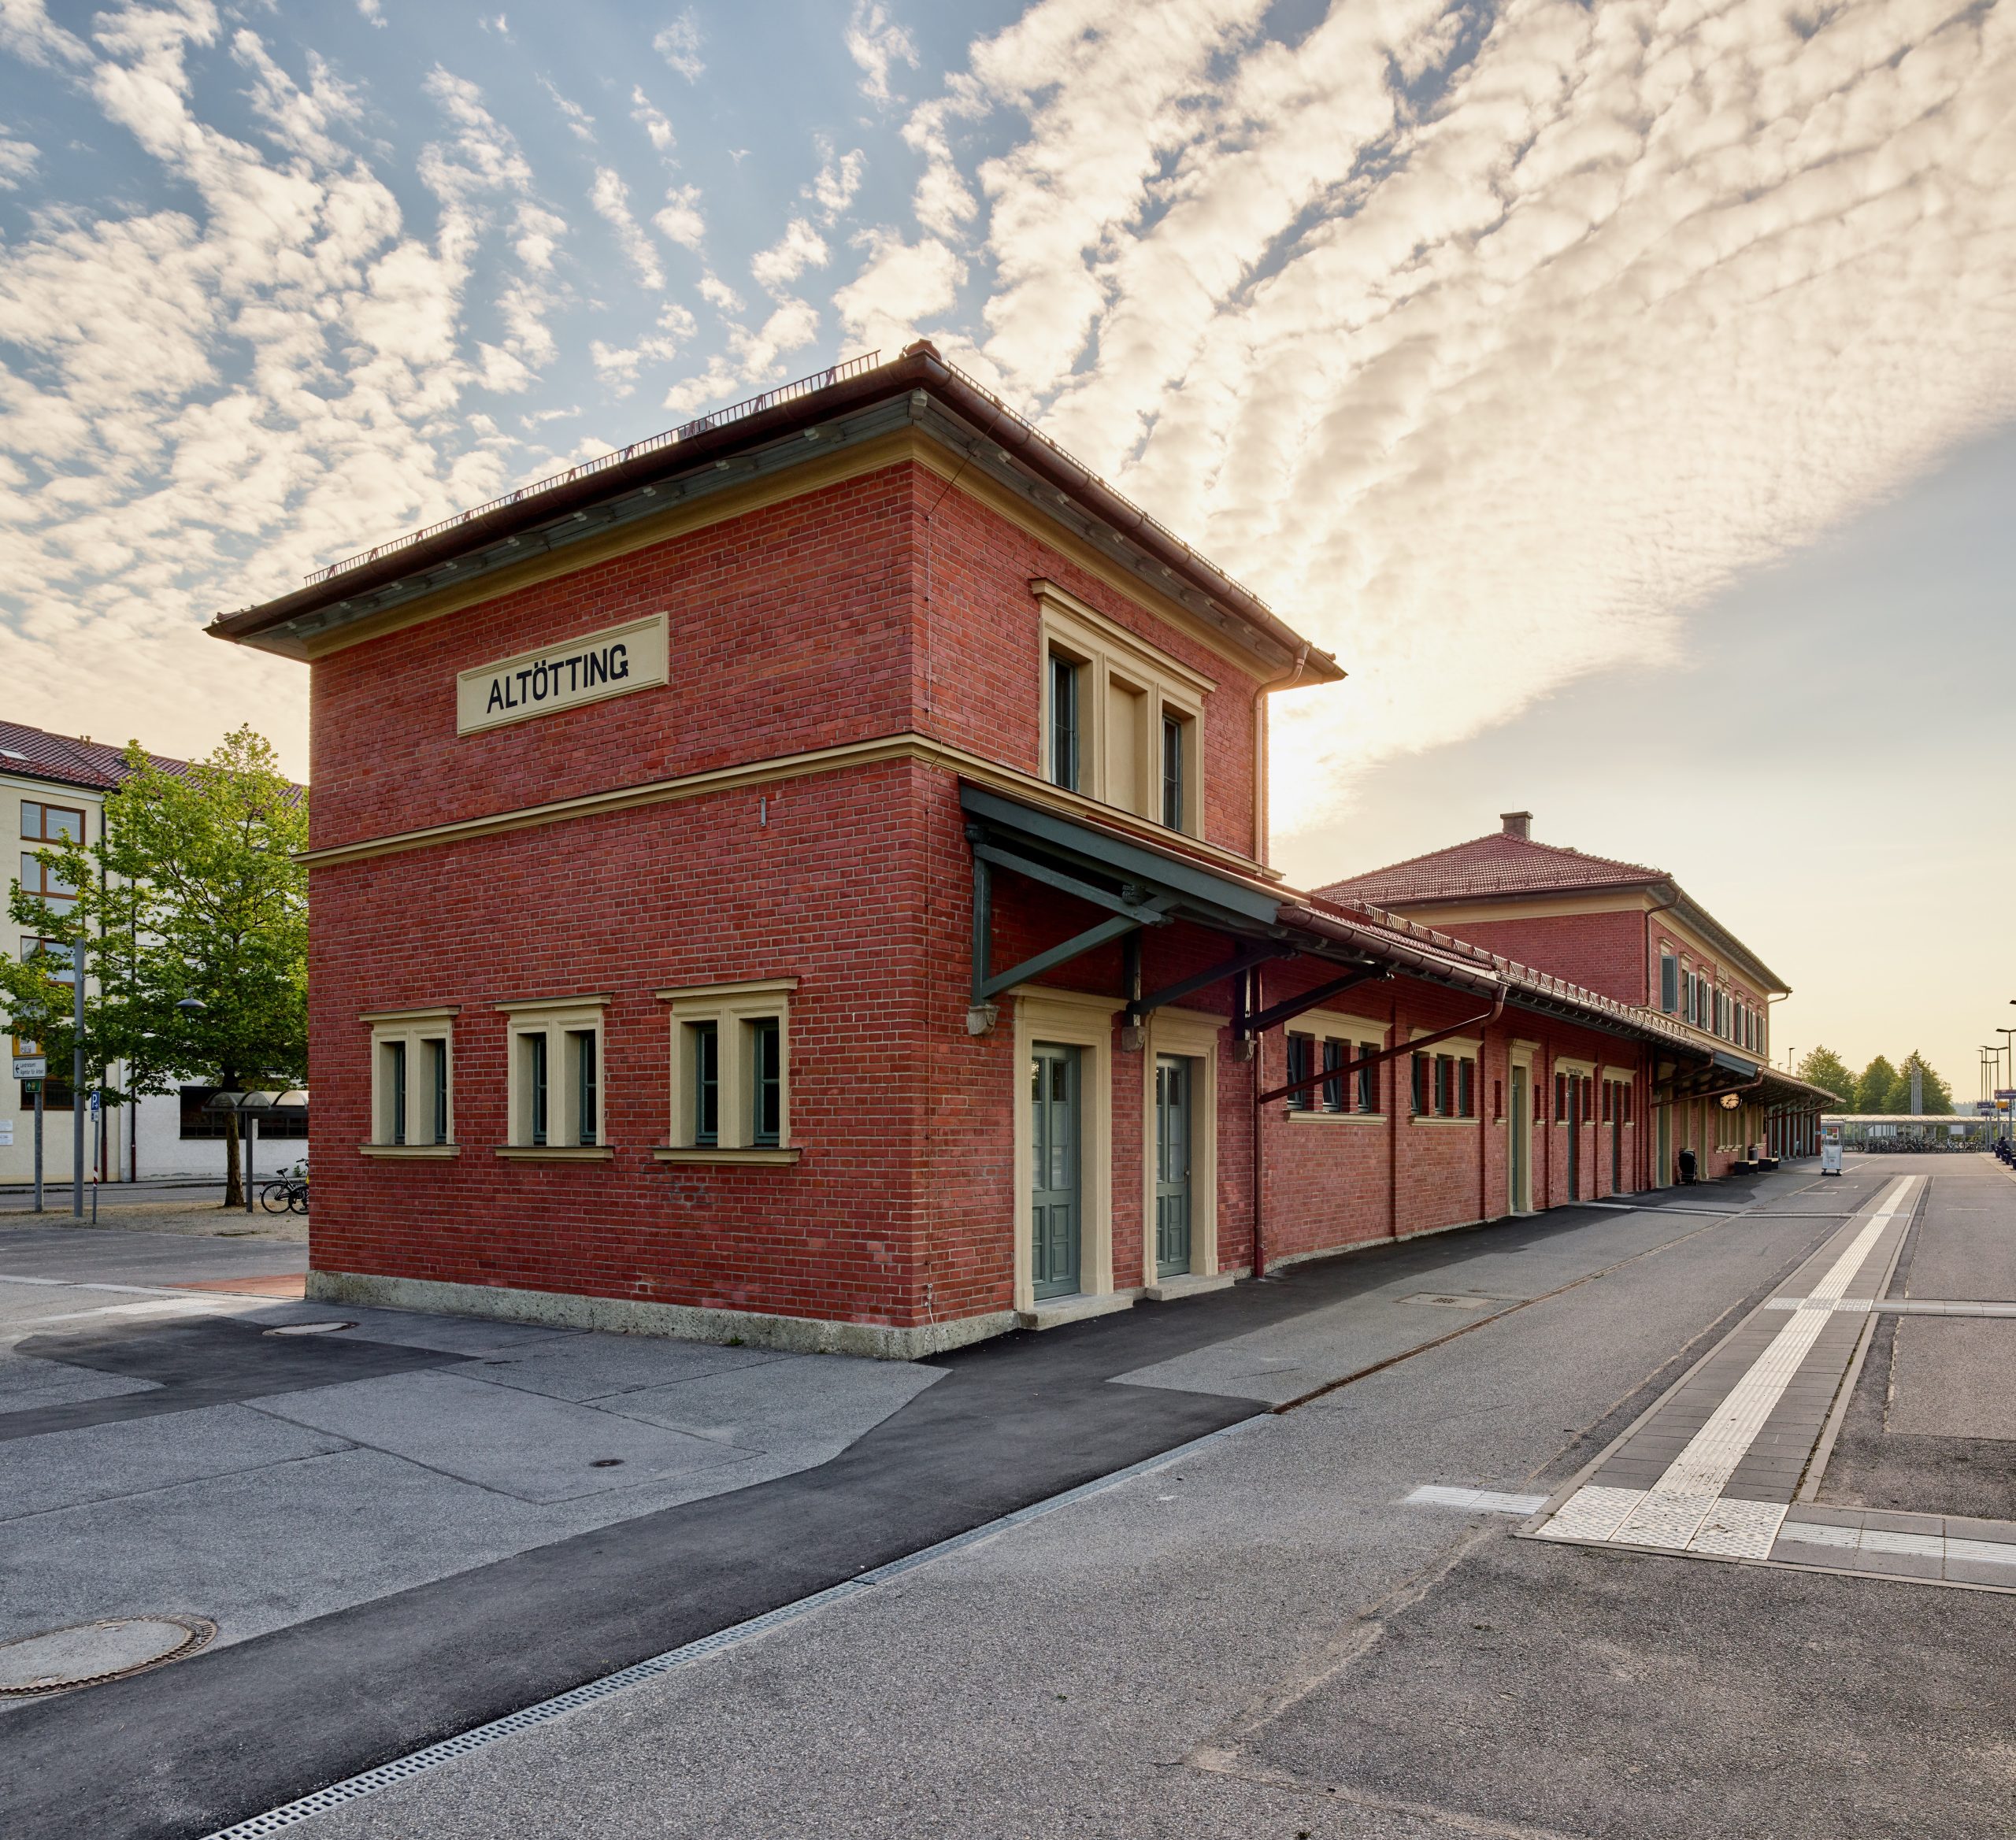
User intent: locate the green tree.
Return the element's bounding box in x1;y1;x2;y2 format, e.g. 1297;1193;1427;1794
1795;1047;1855;1105
1;727;307;1205
1893;1051;1953;1115
1852;1056;1899;1115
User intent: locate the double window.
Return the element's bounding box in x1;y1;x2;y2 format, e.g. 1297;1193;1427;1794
658;979;796;1161
362;1008;458;1153
1037;582;1208;836
498;996;606;1154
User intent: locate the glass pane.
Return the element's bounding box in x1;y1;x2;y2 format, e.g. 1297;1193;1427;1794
46;808;81;842
20;802;39;840
429;1040;449;1143
1161;716;1184;829
387;1040;406;1146
750;1017;780;1146
574;1031;598;1145
528;1033;547;1146
1050;657;1079;790
694;1022;718;1144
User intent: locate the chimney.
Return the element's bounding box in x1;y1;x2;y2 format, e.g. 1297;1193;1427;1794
1500;810;1532;840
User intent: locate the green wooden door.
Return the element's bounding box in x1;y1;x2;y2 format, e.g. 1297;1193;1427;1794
1154;1054;1192;1279
1510;1065;1529;1212
1030;1043;1081;1300
1566;1075;1581;1200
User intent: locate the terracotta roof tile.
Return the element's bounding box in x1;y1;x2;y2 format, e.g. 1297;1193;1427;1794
0;720;195;794
1317;831;1665;905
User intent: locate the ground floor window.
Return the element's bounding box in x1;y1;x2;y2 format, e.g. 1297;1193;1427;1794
359;1007;458;1152
658;978;796;1158
498;995;605;1154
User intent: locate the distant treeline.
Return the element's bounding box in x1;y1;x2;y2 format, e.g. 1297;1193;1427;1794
1794;1049;1951;1115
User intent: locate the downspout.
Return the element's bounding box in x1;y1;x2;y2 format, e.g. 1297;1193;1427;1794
1250;965;1267;1279
1644;887;1682;1191
1247;642;1310;1277
1388;991;1402;1238
1253;642;1310;867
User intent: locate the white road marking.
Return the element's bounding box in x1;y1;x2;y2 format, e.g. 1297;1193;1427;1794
1406;1485;1547;1515
1543;1177;1921;1560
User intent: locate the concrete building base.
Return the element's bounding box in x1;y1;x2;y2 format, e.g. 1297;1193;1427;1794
305;1269;1017;1361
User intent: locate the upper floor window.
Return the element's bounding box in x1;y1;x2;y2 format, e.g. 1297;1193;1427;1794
18;802;83;919
1659;952;1678;1013
1034;580;1210;836
1049;655;1081;791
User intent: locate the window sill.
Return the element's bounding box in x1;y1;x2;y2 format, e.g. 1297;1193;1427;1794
495;1145;614;1161
1284;1110;1386;1124
1410;1115;1482;1127
652;1146;801;1166
358;1142;460;1159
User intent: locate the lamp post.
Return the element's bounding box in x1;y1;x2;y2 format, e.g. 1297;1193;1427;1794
69;939;85;1220
1999;1018;2016;1145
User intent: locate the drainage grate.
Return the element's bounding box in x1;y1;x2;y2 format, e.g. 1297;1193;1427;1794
0;1616;214;1697
1399;1292;1518;1310
201;1418;1258;1837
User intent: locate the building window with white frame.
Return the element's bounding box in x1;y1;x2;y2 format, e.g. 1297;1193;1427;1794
361;1007;458;1155
496;995;609;1157
657;979;798;1163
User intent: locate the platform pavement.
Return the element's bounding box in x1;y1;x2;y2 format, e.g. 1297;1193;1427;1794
7;1156;1931;1840
79;1151;2007;1840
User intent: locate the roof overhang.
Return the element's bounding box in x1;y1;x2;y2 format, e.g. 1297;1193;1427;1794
207;346;1343;687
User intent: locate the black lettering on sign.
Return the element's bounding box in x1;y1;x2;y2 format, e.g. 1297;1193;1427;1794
610;642;629;681
487;680;505;713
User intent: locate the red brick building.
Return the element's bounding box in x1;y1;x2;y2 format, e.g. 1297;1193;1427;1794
1319;812;1825;1181
212;347;1833;1357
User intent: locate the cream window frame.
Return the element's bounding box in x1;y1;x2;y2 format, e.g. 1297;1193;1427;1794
1012;985;1119;1312
655;978;799;1164
1285;1009;1391;1122
1139;1005;1222;1283
1032;580;1211;835
496;994;611;1160
1409;1027;1481;1125
358;1006;459;1158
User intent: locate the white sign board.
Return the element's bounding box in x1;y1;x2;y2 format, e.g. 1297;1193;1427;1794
456;614;669;735
0;1120;12;1146
11;1056;46;1081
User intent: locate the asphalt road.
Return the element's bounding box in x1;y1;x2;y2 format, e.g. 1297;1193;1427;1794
10;1157;2013;1839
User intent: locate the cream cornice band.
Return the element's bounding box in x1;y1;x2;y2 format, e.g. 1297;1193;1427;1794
297;731;1284;875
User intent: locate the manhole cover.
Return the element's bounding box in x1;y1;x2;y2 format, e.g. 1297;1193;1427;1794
0;1616;214;1696
1399;1292;1518;1310
263;1321;356;1337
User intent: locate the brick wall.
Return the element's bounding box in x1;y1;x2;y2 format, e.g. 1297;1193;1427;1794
1418;910;1651;1006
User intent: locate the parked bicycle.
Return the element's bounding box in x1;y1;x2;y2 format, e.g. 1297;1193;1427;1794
260;1159;309;1215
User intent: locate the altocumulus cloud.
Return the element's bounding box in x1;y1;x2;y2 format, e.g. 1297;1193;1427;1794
899;0;2016;836
0;0;2012;816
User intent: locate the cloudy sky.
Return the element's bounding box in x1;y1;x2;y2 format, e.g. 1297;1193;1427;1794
2;0;2012;1093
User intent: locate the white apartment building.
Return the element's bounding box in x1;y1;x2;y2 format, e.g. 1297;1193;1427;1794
2;719;306;1187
